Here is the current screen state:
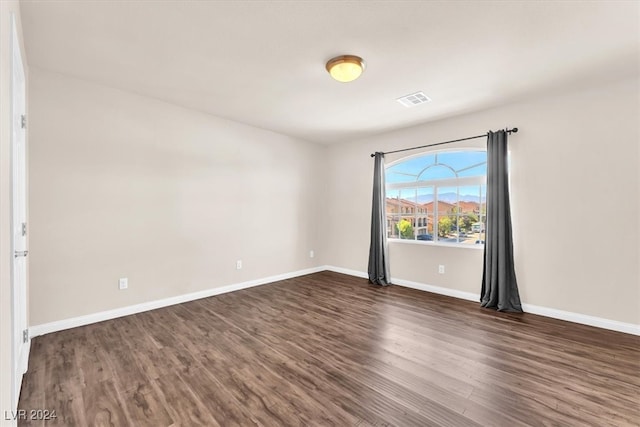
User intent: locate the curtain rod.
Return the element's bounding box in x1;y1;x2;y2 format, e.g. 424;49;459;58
370;127;518;157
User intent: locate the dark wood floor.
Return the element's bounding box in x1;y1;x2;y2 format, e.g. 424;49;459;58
18;271;640;426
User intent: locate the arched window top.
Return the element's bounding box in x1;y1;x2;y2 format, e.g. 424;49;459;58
419;164;456;181
386;150;486;184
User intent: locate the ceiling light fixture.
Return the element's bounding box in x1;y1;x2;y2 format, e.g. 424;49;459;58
326;55;365;83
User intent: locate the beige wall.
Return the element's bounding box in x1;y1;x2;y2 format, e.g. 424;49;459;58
1;0;27;420
29;68;326;325
323;77;640;325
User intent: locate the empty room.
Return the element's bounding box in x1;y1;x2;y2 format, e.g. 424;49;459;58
1;1;639;426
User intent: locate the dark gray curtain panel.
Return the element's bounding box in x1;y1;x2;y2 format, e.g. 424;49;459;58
368;152;391;285
481;131;522;312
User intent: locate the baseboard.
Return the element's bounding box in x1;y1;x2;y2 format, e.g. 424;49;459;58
29;265;640;338
323;265;369;279
520;303;640;336
391;277;480;303
324;265;479;301
324;265;640;336
29;266;325;337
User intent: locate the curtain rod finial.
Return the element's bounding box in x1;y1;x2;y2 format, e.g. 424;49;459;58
511;127;518;133
370;153;376;157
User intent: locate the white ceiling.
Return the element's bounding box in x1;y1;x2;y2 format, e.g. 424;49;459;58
20;1;639;144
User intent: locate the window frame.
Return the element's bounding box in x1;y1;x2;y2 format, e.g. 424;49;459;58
385;148;487;249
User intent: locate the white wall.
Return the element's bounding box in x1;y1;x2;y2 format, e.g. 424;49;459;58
323;77;640;326
1;0;27;421
28;68;326;326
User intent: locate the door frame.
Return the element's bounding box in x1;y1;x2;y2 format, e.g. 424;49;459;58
10;12;29;409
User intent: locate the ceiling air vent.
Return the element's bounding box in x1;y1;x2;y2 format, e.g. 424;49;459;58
397;91;431;108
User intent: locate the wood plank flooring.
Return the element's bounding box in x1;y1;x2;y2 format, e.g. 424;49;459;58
18;271;640;426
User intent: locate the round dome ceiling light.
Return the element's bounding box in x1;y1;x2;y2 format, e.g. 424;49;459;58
326;55;365;83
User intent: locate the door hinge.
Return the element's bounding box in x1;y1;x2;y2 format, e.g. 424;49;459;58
22;222;27;236
21;114;26;129
22;329;29;343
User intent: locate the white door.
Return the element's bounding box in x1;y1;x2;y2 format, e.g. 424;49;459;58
11;13;29;408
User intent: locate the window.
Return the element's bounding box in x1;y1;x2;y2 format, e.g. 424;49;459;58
386;150;486;246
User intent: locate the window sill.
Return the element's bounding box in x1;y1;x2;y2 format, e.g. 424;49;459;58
388;238;485;250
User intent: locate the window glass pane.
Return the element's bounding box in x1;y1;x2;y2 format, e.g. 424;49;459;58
456;163;487;178
386;189;400;203
397;189;416;239
386;189;420;239
445;214;460;243
438;151;486;171
458;185;483;203
456;185;482;245
418;165;456;181
386;154;436;183
436;186;457;242
476;185;487;245
415;187;433;240
386;189;401;239
386;170;416;184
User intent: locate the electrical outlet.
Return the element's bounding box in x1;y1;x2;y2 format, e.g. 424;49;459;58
119;277;128;290
309;250;315;258
236;260;242;270
438;265;445;274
